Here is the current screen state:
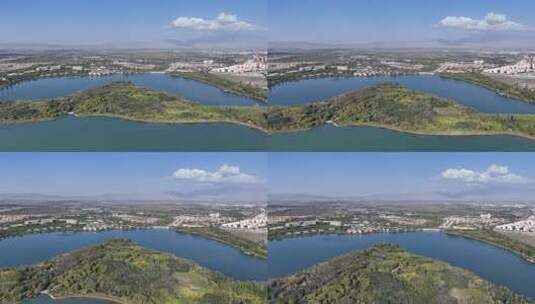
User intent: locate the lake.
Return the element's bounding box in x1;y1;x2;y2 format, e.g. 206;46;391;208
268;125;535;151
0;229;267;281
3;117;535;151
0;73;259;106
0;116;266;151
268;232;535;298
269;75;535;113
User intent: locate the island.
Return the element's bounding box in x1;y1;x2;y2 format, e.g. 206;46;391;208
268;244;530;304
176;226;267;259
0;239;266;304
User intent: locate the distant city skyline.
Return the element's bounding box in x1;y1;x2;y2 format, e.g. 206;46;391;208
0;0;267;49
0;153;267;202
269;0;535;49
269;153;535;202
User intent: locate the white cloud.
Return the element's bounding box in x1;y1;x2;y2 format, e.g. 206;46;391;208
441;164;525;184
439;12;525;31
172;164;258;184
170;12;258;32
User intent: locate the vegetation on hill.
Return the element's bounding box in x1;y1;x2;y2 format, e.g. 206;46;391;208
3;81;535;140
268;244;530;304
173;71;267;102
447;229;535;263
0;82;267;130
267;83;535;139
176;227;267;259
440;72;535;104
0;239;265;304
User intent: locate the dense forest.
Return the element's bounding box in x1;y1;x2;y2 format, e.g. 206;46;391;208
268;244;531;304
0;239;265;304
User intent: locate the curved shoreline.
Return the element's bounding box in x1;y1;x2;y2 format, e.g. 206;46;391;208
445;230;535;264
270;230;535;265
2;114;535;142
43;292;125;304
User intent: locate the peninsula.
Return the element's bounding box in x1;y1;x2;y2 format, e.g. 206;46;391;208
267;83;535;139
268;244;530;304
0;81;267;131
3;82;535;141
0;239;266;304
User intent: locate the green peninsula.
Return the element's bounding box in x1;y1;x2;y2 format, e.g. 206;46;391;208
0;239;265;304
267;83;535;139
3;81;535;141
268;244;530;304
173;71;267;102
447;229;535;264
176;227;267;259
0;81;267;130
440;73;535;104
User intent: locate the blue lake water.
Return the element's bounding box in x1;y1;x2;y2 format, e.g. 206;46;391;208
0;116;266;151
0;73;258;106
268;232;535;298
268;75;535;113
268;125;535;151
0;229;267;281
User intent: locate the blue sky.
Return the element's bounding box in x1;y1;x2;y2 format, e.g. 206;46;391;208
269;0;535;48
0;0;267;48
269;153;535;202
2;153;534;203
0;153;267;202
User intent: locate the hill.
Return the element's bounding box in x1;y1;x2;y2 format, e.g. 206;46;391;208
268;244;530;304
0;239;265;304
0;82;267;130
267;83;535;139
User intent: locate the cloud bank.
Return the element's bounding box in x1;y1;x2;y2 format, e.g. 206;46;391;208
170;12;258;32
441;164;525;184
172;164;258;184
439;12;525;31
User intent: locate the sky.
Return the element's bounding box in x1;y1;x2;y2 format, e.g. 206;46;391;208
0;0;267;49
269;153;535;202
269;0;535;49
2;153;534;203
0;153;267;202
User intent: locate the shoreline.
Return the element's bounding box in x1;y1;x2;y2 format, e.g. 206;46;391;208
269;229;535;264
0;113;269;133
171;72;267;103
42;292;126;304
438;73;535;105
445;230;535;264
2;114;535;142
269;121;535;141
175;228;267;260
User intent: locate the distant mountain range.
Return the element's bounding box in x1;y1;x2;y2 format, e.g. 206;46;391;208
0;192;265;205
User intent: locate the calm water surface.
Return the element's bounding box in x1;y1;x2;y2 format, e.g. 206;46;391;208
269;75;535;113
0;116;266;151
0;73;258;106
3;117;535;151
268;125;535;151
0;229;267;281
268;232;535;297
